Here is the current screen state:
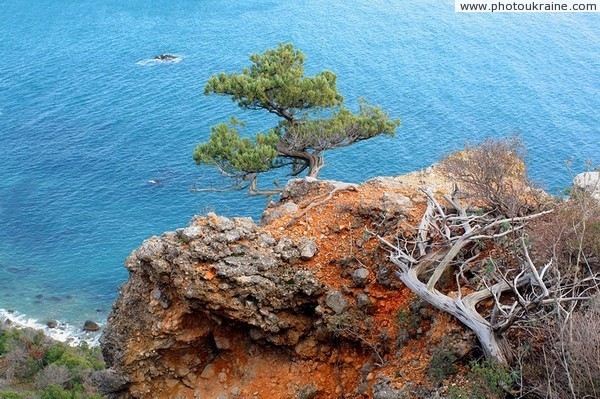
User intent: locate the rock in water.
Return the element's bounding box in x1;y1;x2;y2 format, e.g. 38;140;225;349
83;320;100;331
154;54;177;61
46;320;58;329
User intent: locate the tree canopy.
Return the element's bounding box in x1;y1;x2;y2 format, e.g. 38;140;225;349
193;43;400;195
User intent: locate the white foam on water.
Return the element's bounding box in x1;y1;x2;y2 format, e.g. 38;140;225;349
0;308;101;347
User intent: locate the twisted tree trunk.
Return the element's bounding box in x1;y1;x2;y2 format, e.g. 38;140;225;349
305;152;324;178
276;143;324;178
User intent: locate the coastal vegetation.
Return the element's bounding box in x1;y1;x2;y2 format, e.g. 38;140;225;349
0;323;104;399
193;43;400;195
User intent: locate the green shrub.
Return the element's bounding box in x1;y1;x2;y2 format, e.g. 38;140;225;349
44;344;67;366
396;298;427;333
449;359;516;399
0;328;19;355
428;346;457;385
22;329;47;348
79;346;104;371
4;347;43;381
0;333;8;356
0;326;105;399
53;351;93;372
396;308;419;333
0;391;28;399
41;385;72;399
45;344;103;372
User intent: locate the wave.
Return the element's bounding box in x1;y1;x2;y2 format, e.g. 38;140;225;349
0;308;102;347
136;54;183;66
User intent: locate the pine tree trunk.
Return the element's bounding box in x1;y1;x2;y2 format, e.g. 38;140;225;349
306;153;324;178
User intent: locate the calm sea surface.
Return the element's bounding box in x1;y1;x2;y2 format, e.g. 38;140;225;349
0;0;598;335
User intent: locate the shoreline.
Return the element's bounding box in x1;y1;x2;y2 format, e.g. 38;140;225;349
0;308;102;347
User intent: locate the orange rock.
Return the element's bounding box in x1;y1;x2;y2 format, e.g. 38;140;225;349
101;168;471;399
203;269;215;280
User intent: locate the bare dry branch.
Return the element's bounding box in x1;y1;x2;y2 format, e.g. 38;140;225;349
285;182;358;227
377;186;599;365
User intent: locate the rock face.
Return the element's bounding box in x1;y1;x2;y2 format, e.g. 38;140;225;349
101;213;328;397
101;170;473;398
574;171;600;201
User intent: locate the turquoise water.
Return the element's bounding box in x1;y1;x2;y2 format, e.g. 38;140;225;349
0;0;598;333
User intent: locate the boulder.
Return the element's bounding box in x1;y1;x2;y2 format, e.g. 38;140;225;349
373;380;404;399
356;293;371;311
90;369;130;395
352;268;369;287
200;363;216;380
298;237;318;260
382;192;413;212
325;291;348;314
176;226;203;243
213;335;231;350
83;320;100;331
274;237;300;263
297;384;319;399
261;201;299;225
573;171;600;201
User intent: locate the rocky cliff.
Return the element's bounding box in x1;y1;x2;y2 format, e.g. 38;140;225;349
99;167;477;398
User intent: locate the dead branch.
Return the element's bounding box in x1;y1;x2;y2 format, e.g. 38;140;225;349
285;182;358;227
378;187;599;365
190;172;283;196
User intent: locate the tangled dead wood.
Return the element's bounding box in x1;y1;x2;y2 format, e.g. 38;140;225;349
378;186;598;365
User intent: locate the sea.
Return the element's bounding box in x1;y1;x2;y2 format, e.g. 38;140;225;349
0;0;598;344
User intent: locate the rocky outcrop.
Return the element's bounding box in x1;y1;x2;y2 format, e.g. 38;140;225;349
101;214;328;397
101;170;473;398
574;171;600;201
152;54;181;62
